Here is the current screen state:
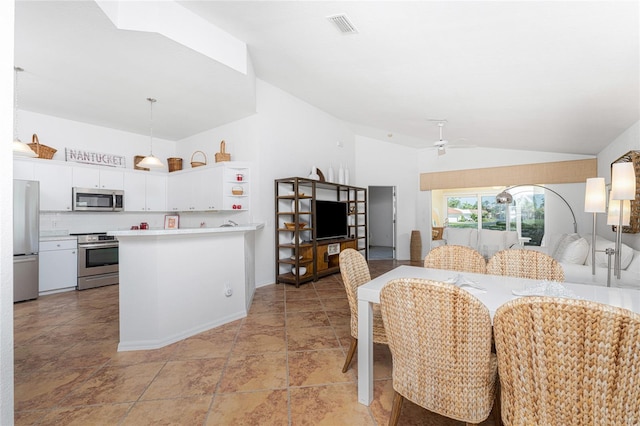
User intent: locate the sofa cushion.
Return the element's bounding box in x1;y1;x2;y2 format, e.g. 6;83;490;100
557;237;589;265
551;233;581;260
478;229;520;251
444;228;478;248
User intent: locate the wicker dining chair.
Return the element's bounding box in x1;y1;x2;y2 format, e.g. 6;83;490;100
424;245;487;274
380;278;498;426
338;248;387;373
486;249;564;281
493;297;640;425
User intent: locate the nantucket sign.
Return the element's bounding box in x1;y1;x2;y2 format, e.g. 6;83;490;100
65;148;126;168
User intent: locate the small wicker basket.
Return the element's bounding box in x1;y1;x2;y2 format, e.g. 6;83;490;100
191;151;207;168
215;140;231;163
167;157;183;172
134;155;149;171
28;134;56;159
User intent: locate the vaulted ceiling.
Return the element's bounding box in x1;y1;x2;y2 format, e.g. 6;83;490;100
14;1;639;154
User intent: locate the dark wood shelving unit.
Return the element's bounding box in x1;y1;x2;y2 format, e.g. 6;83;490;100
275;177;367;287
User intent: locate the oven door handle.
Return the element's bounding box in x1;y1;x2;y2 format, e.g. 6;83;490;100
78;243;119;249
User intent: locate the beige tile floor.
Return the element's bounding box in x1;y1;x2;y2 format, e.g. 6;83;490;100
14;259;498;425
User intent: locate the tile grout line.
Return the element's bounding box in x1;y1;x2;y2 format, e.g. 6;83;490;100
202;311;247;426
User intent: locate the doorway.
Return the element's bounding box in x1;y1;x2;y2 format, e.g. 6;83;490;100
368;186;396;259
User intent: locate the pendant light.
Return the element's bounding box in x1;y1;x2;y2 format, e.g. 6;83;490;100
12;67;37;157
135;97;164;170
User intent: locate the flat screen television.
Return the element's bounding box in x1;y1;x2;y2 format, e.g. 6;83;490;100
315;200;348;240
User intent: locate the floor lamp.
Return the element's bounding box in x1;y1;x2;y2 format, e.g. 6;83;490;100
608;162;636;280
584;177;606;275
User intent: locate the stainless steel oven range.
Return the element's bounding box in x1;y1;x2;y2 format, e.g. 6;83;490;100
75;233;119;290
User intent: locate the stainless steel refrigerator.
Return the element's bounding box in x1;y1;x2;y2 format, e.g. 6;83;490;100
14;180;39;302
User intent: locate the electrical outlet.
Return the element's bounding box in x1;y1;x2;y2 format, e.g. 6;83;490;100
224;283;233;297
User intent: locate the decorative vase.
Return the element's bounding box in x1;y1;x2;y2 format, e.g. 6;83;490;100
308;166;320;181
344;166;350;185
328;165;335;182
338;164;345;184
410;230;422;263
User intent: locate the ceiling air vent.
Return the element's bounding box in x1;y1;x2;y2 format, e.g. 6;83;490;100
327;14;358;34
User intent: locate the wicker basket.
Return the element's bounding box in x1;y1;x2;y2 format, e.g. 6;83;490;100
215;140;231;163
191;151;207;168
167;157;183;172
134;155;149;171
28;134;56;159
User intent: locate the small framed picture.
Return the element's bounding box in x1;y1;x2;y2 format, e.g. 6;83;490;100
327;243;340;256
164;214;180;230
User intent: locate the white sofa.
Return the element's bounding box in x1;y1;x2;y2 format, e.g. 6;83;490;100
431;228;639;288
432;228;521;258
526;233;640;288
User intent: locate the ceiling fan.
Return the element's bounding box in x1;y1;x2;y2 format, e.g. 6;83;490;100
433;121;449;156
428;120;474;156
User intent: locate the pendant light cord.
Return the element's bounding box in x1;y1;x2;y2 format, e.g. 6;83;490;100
147;97;156;156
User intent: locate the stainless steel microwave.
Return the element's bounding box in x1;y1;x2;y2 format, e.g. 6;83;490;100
72;188;124;212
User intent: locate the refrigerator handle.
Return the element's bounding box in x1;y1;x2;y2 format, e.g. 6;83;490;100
24;182;39;255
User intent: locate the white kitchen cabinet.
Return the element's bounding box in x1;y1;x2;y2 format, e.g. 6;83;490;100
73;166;124;190
33;161;73;211
167;167;222;211
145;173;167;211
194;167;223;211
39;238;77;294
167;172;191;212
123;170;166;212
167;163;250;212
14;158;35;180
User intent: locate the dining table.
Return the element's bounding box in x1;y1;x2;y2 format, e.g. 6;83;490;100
356;265;640;405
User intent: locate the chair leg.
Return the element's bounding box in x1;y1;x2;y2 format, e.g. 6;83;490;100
342;337;358;373
388;391;404;426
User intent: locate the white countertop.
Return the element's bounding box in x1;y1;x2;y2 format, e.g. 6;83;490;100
39;231;77;242
108;223;264;237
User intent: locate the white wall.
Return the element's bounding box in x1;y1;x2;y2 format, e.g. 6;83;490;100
177;79;357;286
19;110;176;169
1;0;14;421
596;120;640;251
355;136;419;260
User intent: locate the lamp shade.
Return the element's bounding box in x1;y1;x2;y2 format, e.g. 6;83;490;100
607;192;631;226
611;162;636;200
136;155;164;170
495;190;513;204
584;177;606;213
13;140;37;157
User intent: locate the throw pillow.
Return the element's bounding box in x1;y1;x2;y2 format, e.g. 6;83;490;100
627;253;640;274
551;233;581;261
557;237;589;265
585;237;635;270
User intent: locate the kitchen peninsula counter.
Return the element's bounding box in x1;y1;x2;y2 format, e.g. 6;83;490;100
109;223;263;351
